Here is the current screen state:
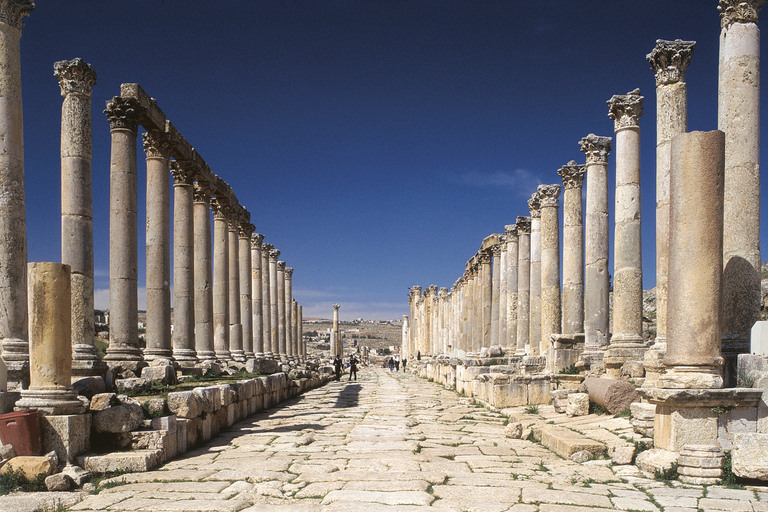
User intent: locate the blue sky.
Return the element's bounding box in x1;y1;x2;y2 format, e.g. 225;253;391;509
18;1;768;320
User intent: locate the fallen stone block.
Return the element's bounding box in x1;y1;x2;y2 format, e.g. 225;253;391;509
72;376;106;399
504;423;522;439
550;389;577;413
581;377;639;414
167;390;202;418
609;444;636;465
733;433;768;480
539;425;606;459
0;455;56;480
45;473;73;491
566;393;589;417
92;403;143;433
0;444;16;461
89;393;118;411
61;464;90;487
635;448;679;478
115;377;151;395
78;449;162;473
570;450;593;463
141;365;176;386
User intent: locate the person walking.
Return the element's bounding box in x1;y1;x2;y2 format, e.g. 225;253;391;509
402;357;407;371
388;357;394;372
349;356;358;381
333;356;342;381
395;357;400;372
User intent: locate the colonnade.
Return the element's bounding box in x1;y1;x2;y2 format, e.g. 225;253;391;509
404;1;763;387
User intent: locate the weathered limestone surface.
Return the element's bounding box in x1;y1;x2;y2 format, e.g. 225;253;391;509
538;184;561;369
251;233;264;356
528;194;541;356
558;161;585;336
171;162;196;363
504;225;518;351
228;219;243;361
515;217;531;356
193;184;215;360
212;201;230;361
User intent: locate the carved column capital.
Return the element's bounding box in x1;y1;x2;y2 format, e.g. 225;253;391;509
143;131;171;160
719;0;765;28
193;182;211;203
239;223;255;238
516;216;531;234
0;0;34;30
537;184;561;207
557;160;586;189
579;134;613;164
277;261;286;271
607;88;644;131
211;197;231;219
104;96;144;132
647;39;696;86
490;244;502;257
333;303;341;311
285;267;294;278
528;192;541;218
478;250;492;264
263;243;274;253
505;224;518;238
251;232;264;245
269;249;280;261
54;58;96;97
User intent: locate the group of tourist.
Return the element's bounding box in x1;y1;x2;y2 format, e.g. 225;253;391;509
387;356;406;372
333;355;360;381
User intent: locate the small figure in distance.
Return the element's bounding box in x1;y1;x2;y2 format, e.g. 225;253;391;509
349;356;358;381
417;350;421;361
333;355;342;381
395;356;400;372
402;357;407;371
388;357;394;372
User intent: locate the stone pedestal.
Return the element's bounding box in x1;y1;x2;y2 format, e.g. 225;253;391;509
645;39;695;388
17;263;84;415
40;413;91;464
55;58;105;378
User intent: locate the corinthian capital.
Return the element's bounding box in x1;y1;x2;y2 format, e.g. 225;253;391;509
537;184;561;207
239;223;255;238
528;192;541;218
211;197;231;219
0;0;34;29
104;96;144;132
647;39;696;86
333;303;341;311
719;0;765;28
557;160;586;189
251;232;264;245
54;58;96;97
144;131;171;160
285;267;294;278
193;181;210;203
277;261;286;271
263;243;274;253
505;224;518;238
269;249;280;260
579;134;612;164
516;216;531;234
607;88;644;131
490;244;502;257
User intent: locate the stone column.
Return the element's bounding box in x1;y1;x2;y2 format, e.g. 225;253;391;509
719;0;763;381
298;305;304;360
558;161;586;336
490;244;501;347
228;219;244;361
251;233;264;357
538;184;562;370
269;249;280;356
55;58;104;376
515;217;531;356
104;96;145;366
504;225;519;351
661;130;726;389
499;241;508;350
142;132;172;362
646;40;695;386
580;134;613;366
470;263;480;352
0;1;34;384
262;243;273;357
605;89;645;377
212;200;231;361
285;267;294;359
332;304;341;357
170;163;197;363
239;224;254;359
408;287;420;358
193;183;215;360
16;262;84;415
291;299;298;359
528;193;542;356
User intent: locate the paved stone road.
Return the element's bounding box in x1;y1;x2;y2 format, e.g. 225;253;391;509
3;367;768;511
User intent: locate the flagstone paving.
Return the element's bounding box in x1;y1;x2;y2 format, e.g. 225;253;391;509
3;366;768;511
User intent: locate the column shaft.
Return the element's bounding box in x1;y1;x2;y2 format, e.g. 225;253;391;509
172;166;196;363
516;217;531;355
490;247;501;347
538;184;562;370
251;234;264;356
212;205;230;360
193;186;214;360
228;220;244;361
285;268;294;358
558;162;586;335
239;225;254;359
528;195;542;356
261;244;273;357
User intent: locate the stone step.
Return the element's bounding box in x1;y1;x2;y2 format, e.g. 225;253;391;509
77;449;163;473
538;425;607;459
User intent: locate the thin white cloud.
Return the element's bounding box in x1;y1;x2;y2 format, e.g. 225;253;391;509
453;169;542;196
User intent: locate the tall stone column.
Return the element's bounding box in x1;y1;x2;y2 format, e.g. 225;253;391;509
408;287;421;357
490;245;501;347
251;233;264;357
504;225;518;351
285;267;294;359
580;134;613;367
538;184;562;371
332;304;341;357
516;217;531;356
269;249;280;356
291;299;298;359
499;242;508;350
605;89;645;378
193;183;215;360
0;1;34;384
276;261;285;358
212;200;231;361
558;161;586;335
661;130;726;389
170;163;197;363
104;96;145;366
239;224;254;359
645;39;695;388
528;193;542;356
719;0;763;382
55;58;104;376
228;219;244;361
261;243;273;357
470;263;480;352
143;132;172;361
298;304;304;360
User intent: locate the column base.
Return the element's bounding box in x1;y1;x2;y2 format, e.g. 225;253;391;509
173;348;198;364
16;389;86;415
143;348;174;361
230;350;246;362
215;350;232;362
678;444;725;485
4;360;29;391
104;343;144;362
1;338;29;362
71;359;108;378
244;351;255;359
604;338;648;380
658;365;723;389
195;350;216;361
39;413;91;463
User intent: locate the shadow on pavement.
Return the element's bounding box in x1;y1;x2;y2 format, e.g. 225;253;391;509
334;383;361;408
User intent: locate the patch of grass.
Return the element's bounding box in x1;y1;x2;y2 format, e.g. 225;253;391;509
722;452;743;489
537;461;550;472
654;462;679;482
710;405;730;415
413;444;422;454
0;468;47;495
614;408;631;418
90;468;132;492
589;401;609;415
438;454;456;460
33;501;69;512
524;405;539;415
559;363;579;375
